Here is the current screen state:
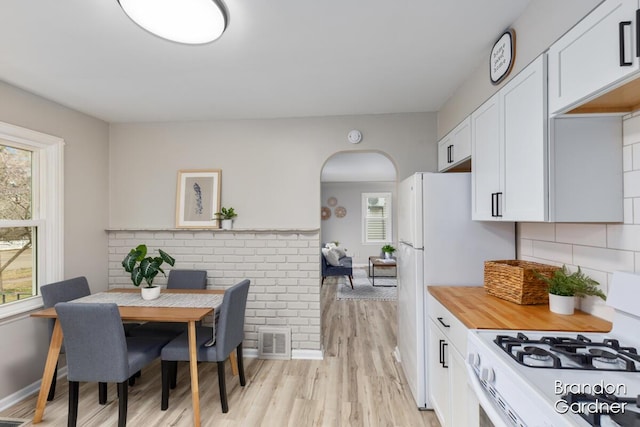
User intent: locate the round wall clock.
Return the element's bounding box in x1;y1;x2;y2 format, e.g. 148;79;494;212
490;29;516;85
334;206;347;218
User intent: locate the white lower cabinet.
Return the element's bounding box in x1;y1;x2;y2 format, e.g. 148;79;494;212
427;293;470;427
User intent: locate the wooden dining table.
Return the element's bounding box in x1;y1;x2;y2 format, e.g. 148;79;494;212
31;288;228;427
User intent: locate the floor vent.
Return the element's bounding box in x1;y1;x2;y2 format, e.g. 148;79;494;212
0;419;28;427
258;327;291;360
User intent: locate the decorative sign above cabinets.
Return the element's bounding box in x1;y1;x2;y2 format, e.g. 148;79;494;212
490;29;516;85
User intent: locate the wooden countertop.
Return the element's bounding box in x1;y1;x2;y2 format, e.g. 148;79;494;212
428;286;612;332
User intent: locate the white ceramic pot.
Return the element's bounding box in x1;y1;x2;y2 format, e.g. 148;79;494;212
221;219;233;230
141;286;161;300
548;293;575;315
384;252;392;259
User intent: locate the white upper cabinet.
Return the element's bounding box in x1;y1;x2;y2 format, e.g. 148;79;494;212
472;55;547;221
437;117;471;172
472;53;623;223
548;0;640;115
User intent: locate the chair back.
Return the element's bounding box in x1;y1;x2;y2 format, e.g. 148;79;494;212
41;277;91;343
215;279;250;361
167;269;207;289
55;302;130;383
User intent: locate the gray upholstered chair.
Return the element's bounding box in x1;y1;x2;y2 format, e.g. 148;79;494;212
160;279;250;413
55;302;169;427
40;277;91;402
128;269;208;340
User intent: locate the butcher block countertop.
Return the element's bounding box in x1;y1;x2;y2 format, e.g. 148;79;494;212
428;286;612;332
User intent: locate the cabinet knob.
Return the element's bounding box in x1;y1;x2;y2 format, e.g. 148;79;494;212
481;367;495;383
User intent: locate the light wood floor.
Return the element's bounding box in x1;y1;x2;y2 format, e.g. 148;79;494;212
1;276;440;426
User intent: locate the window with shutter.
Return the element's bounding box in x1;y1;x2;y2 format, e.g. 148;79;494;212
362;193;392;244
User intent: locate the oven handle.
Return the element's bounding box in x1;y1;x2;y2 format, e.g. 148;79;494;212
465;362;510;427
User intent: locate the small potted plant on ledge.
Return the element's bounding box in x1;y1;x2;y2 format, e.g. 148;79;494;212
381;244;396;260
122;244;175;300
214;207;237;230
535;265;606;315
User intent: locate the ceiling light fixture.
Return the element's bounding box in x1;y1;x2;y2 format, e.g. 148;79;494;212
117;0;228;45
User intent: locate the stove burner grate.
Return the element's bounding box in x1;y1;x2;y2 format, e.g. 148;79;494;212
564;393;640;427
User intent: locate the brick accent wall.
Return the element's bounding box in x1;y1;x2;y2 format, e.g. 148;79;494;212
108;229;321;354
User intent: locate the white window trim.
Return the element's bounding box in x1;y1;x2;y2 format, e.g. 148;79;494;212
362;192;392;244
0;121;64;319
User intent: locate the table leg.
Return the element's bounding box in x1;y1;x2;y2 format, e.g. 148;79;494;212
372;263;376;286
230;351;238;376
33;320;63;424
188;321;201;427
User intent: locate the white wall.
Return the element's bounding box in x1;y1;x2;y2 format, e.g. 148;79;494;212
0;81;109;402
519;113;640;321
437;0;601;137
109;113;437;229
321;181;396;265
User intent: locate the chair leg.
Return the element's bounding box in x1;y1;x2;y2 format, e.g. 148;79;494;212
321;276;326;286
348;275;354;289
161;360;172;410
170;363;178;389
47;362;58;401
99;382;107;404
217;361;228;413
117;381;128;427
128;376;136;386
237;344;246;387
68;381;79;427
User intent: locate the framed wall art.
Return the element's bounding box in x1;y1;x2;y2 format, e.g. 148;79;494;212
176;169;221;228
490;28;516;85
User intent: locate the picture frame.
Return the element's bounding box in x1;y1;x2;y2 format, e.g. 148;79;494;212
175;169;221;228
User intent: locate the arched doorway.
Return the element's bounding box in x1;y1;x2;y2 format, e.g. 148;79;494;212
319;150;398;347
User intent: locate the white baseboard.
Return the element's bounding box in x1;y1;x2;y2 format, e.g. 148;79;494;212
0;366;67;412
292;349;324;360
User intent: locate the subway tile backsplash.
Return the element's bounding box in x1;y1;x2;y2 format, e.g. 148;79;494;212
519;113;640;320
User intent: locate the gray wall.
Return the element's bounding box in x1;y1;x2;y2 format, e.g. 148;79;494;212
109;113;437;229
0;81;109;402
437;0;601;137
321;181;396;265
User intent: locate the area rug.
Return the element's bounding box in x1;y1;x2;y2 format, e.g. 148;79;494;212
336;268;397;301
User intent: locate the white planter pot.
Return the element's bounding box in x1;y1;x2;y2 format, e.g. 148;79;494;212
548;293;575;315
221;219;233;230
384;252;392;259
141;286;161;301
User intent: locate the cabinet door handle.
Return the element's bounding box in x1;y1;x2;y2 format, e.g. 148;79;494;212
636;10;640;58
620;21;633;66
496;192;503;218
491;193;496;217
447;145;454;163
440;341;449;368
437;317;450;328
439;339;445;364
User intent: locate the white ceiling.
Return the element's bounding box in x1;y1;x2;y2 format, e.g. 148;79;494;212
0;0;529;123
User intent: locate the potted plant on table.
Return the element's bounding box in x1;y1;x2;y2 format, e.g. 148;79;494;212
122;244;175;300
381;244;396;260
535;265;606;315
214;207;237;230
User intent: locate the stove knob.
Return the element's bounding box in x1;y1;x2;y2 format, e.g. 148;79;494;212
480;367;495;383
467;352;481;367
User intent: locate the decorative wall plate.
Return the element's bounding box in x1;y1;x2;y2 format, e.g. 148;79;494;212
334;206;347;218
327;196;338;207
321;207;331;220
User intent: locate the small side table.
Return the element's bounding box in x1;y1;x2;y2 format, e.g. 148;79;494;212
368;256;397;287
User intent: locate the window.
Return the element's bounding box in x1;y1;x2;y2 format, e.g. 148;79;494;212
362;192;392;244
0;122;63;318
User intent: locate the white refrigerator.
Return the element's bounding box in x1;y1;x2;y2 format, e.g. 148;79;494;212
395;172;515;409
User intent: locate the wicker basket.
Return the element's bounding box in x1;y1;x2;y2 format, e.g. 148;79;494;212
484;260;560;305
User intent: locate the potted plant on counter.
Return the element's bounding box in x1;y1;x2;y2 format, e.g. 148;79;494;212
214;207;237;230
381;244;396;260
122;244;175;300
535;265;605;315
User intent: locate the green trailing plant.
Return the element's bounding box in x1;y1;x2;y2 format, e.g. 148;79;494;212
534;265;606;300
214;207;237;220
381;244;396;254
122;244;175;288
